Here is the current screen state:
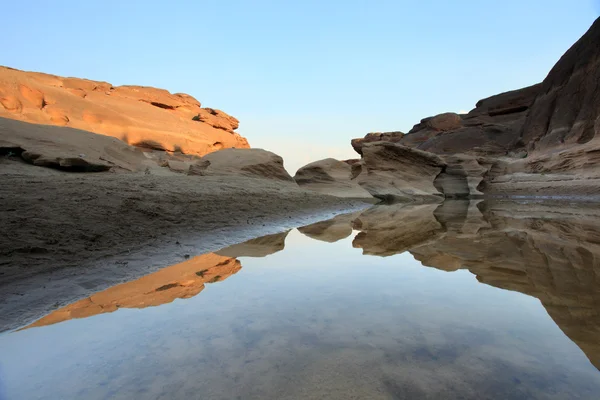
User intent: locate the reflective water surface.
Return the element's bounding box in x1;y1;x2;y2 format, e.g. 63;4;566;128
2;200;600;399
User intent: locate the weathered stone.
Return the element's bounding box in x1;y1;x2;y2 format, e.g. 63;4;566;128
189;148;294;182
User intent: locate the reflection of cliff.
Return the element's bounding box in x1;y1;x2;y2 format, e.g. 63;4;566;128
343;200;600;370
28;232;292;329
26;254;242;329
27;230;292;329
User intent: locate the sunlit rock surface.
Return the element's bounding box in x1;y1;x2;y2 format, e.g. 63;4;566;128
0;66;249;158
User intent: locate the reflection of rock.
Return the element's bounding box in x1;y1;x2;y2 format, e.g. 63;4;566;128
294;158;373;198
352;204;443;256
298;212;361;243
216;231;289;258
311;199;600;369
189;148;294;182
26;253;241;329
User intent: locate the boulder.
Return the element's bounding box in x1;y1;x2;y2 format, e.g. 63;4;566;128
294;158;373;198
357;142;446;202
351;131;404;156
188;148;295;182
0;66;250;157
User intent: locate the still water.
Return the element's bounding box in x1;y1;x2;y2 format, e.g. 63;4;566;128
2;200;600;399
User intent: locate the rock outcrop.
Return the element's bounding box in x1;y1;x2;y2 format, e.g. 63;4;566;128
337;17;600;200
397;85;541;155
0;66;249;157
188;148;295;181
0;116;146;172
351;131;404;156
357;142;446;201
293;158;373;198
522;17;600;152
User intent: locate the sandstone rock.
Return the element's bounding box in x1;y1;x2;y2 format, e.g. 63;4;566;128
0;117;146;172
398;84;542;156
0;66;250;157
351;131;404;156
427;112;462;131
522;18;600;151
357;142;446;202
294;158;373;198
467;84;541;119
189;148;294;182
433;155;494;198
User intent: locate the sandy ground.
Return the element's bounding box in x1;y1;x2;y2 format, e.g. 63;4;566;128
0;159;369;331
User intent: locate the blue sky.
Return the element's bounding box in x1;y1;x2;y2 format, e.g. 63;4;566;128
2;1;598;172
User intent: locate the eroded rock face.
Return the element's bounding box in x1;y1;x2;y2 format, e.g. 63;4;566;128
0;116;146;172
0;66;249;156
343;18;600;199
357;142;446;202
293;158;373;198
433;155;495;198
522;18;600;152
189;148;295;181
351;131;405;156
400;86;541;155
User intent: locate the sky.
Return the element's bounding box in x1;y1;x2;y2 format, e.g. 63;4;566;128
2;1;599;172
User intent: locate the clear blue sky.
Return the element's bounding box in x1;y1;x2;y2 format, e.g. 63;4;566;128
2;1;599;172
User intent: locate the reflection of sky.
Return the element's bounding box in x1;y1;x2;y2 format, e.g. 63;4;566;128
1;230;600;399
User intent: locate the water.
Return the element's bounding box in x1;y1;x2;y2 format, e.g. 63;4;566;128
2;200;600;399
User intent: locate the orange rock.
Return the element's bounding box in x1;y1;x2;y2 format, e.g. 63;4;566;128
0;66;250;156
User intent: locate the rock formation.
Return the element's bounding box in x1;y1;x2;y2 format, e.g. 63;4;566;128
0;117;147;172
357;142;446;201
315;17;600;200
188;148;295;181
293;158;373;198
0;66;249;158
351;131;404;156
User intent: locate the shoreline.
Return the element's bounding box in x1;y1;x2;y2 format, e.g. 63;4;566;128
0;160;370;332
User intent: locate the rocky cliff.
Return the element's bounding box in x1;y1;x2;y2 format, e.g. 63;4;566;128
0;66;249;158
297;17;600;200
